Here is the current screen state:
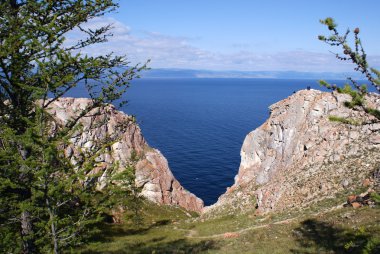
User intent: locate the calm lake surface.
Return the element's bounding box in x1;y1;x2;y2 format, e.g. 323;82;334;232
68;78;348;205
121;78;336;205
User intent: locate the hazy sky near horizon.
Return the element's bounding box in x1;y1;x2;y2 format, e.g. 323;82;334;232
76;0;380;72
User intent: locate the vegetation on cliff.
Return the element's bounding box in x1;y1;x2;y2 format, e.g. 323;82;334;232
318;17;380;120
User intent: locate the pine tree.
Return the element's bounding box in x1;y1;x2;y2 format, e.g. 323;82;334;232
319;18;380;253
0;1;147;253
318;17;380;120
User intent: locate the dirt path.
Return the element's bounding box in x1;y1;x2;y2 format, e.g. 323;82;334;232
185;217;295;239
182;203;345;239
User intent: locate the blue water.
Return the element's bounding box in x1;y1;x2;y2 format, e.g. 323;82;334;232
121;78;333;205
67;78;353;205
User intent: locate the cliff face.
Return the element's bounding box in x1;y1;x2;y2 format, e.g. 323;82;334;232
48;98;204;213
207;90;380;214
48;91;380;215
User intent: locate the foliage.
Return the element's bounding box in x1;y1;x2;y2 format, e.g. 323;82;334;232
107;152;144;225
328;115;361;125
318;17;380;120
0;0;147;253
318;17;380;93
371;192;380;204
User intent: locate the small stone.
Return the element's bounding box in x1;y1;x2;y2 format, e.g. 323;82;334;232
362;179;371;187
347;195;357;203
369;135;380;144
351;202;361;209
341;179;350;188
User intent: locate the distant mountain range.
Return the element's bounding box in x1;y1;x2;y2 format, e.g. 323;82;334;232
140;68;365;80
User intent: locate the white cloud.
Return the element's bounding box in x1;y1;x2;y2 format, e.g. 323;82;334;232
65;17;380;72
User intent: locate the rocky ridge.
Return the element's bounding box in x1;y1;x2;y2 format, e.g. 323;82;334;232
47;98;204;213
206;89;380;215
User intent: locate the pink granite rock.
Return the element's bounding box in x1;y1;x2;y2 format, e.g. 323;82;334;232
206;90;380;215
47;98;204;213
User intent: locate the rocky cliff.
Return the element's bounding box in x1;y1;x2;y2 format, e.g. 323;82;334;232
48;98;204;213
207;89;380;214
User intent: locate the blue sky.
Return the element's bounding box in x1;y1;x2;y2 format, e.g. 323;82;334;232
76;0;380;72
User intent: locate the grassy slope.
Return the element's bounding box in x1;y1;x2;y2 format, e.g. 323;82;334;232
77;193;380;254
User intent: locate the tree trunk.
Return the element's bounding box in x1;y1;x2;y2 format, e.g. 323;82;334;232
47;198;59;254
51;219;58;254
21;211;35;254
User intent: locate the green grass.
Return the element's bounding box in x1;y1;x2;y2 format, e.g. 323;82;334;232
77;198;380;254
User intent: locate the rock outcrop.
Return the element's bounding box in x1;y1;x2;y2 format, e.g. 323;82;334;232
207;89;380;214
47;98;204;213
